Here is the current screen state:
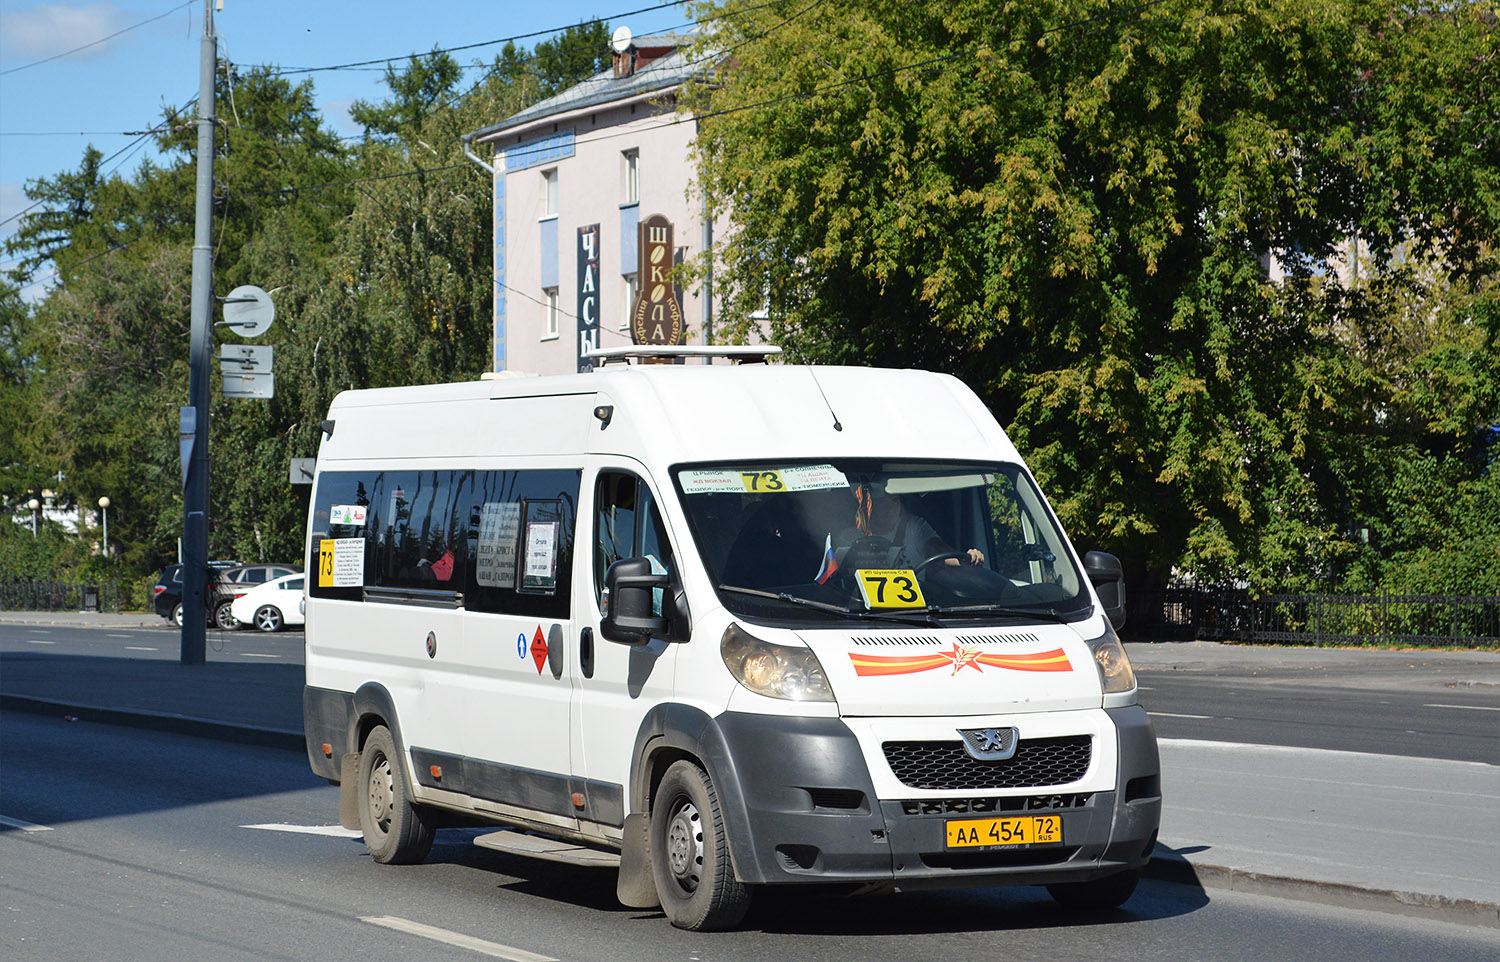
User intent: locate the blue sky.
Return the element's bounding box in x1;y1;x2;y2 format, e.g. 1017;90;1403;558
0;1;691;282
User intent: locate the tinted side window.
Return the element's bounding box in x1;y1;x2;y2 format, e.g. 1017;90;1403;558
370;470;469;590
310;467;578;618
463;469;579;619
594;471;673;604
308;472;375;601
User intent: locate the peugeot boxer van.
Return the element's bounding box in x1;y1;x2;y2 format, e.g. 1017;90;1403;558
301;346;1161;931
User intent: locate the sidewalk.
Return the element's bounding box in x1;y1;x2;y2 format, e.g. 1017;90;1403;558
2;615;1496;927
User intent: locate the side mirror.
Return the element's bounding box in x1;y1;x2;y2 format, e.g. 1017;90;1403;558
1084;550;1127;630
601;557;691;645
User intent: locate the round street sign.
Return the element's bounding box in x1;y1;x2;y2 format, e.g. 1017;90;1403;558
221;285;275;338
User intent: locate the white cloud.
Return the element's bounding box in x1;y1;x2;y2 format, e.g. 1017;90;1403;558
1;3;131;62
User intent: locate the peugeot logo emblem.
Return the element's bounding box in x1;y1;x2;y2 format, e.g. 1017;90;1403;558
958;727;1018;761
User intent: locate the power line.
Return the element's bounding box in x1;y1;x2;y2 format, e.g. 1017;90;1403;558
268;1;680;77
0;1;195;78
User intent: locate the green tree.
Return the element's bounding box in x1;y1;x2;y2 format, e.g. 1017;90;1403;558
350;48;463;139
683;0;1500;592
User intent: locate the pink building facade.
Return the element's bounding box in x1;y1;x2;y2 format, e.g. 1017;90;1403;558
464;34;727;375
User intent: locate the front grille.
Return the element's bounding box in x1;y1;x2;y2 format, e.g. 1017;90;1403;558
899;793;1092;816
883;735;1091;790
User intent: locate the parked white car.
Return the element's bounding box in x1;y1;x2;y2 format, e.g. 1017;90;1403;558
231;573;305;631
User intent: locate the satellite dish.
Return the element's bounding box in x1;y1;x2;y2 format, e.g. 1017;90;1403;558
220;284;275;338
611;25;633;53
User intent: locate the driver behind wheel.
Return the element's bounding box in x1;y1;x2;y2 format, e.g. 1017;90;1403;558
837;481;985;571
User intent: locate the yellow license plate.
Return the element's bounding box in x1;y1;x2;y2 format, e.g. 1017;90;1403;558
945;815;1063;848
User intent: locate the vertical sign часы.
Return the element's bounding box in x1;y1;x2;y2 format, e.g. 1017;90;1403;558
577;224;600;371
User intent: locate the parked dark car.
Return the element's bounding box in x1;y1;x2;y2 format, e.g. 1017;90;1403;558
152;561;298;629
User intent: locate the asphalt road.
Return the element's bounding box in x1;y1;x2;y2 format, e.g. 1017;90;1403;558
1131;646;1499;764
1;622;304;663
4;712;1496;962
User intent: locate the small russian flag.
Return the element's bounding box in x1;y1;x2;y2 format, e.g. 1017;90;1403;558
815;534;840;584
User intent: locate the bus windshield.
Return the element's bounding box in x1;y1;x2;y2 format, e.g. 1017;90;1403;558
671;459;1091;625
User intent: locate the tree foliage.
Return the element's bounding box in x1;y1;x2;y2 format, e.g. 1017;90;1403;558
0;24;614;586
683;0;1499;591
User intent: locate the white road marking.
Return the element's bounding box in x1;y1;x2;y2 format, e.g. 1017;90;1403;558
238;652;278;658
107;633;132;638
124;646;157;652
25;639;56;645
0;815;53;832
1159;736;1497;768
241;823;362;838
360;916;557;962
1148;711;1213;719
1423;703;1500;712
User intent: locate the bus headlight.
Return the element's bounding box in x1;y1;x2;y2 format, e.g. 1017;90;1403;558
721;623;834;702
1084;621;1137;694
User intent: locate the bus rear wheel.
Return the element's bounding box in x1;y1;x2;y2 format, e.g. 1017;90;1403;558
358;725;435;865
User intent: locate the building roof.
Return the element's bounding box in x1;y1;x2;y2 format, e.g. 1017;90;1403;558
467;33;709;145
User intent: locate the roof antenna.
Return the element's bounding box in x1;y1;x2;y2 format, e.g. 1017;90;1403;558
807;367;843;432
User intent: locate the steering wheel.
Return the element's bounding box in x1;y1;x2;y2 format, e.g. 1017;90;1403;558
913;551;964;575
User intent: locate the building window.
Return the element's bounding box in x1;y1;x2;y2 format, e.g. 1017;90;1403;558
622;274;637;330
623;150;639;205
544;288;559;339
542;168;558;217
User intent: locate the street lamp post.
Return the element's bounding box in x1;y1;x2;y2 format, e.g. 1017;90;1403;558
98;497;110;557
26;498;39;538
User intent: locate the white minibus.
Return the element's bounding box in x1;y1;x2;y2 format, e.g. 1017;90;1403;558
302;346;1161;931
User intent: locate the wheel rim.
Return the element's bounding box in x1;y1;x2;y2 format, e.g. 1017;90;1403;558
256;607;280;631
367;752;394;836
664;795;704;892
173;604;183;626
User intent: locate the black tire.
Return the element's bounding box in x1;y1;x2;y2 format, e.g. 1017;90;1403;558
171;603;184;627
214;601;239;630
1046;869;1140;910
357;725;435;865
253;605;283;632
650;760;751;931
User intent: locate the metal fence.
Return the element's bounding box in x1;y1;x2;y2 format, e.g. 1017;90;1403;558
0;580;123;613
1128;589;1500;648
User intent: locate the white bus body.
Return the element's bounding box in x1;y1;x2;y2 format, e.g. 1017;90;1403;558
302;351;1160;930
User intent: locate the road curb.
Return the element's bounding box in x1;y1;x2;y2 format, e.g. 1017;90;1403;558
0;693;305;753
1144;852;1500;929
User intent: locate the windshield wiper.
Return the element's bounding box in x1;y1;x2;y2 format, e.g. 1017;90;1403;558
924;602;1077;623
717;584;942;624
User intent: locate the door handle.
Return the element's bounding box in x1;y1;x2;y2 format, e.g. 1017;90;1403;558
580;626;595;679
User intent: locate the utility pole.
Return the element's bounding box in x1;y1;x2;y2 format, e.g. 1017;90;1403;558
181;0;217;665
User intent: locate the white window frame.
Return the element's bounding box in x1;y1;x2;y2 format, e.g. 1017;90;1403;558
543;288;560;339
621;273;637;330
623;150;639;205
542;168;559;217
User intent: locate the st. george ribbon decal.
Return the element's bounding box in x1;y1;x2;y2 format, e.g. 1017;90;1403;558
849;644;1072;677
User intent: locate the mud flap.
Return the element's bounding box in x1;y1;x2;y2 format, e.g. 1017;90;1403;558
339;752;361;831
615;812;660;909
